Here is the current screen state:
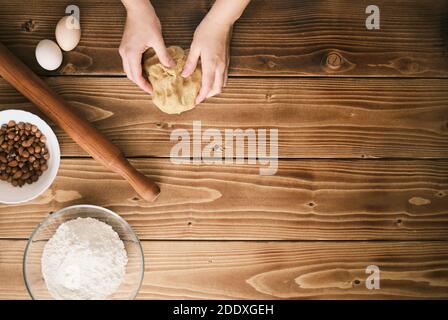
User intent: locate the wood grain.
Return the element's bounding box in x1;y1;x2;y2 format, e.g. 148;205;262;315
1;77;447;158
2;240;448;299
0;158;447;240
1;0;447;302
0;0;447;76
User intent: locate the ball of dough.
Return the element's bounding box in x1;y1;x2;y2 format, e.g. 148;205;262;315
143;46;201;115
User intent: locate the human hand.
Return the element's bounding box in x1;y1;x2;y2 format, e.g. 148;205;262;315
119;0;175;94
182;17;232;104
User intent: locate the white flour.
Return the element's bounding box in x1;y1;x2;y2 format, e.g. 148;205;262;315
41;217;128;300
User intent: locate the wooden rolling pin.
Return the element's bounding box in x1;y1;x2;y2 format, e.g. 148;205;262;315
0;42;160;202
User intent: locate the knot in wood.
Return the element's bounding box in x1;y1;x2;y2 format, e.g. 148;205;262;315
21;19;37;32
326;52;343;70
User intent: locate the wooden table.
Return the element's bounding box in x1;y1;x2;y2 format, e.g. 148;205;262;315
1;0;448;299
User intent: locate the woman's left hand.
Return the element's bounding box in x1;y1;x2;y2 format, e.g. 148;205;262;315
182;17;232;104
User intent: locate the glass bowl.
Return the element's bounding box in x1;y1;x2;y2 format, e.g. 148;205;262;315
23;205;144;300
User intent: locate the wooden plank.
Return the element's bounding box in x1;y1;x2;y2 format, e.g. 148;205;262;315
0;158;447;240
0;0;447;77
1;77;447;158
2;240;448;299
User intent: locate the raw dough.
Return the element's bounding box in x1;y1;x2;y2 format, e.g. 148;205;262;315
143;46;201;114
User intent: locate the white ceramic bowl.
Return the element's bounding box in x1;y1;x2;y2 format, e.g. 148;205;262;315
0;109;60;204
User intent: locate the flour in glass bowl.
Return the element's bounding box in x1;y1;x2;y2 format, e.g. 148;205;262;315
41;217;128;300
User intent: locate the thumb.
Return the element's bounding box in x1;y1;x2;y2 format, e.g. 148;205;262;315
153;41;175;68
182;47;200;77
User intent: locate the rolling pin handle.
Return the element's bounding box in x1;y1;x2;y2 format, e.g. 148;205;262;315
111;156;160;202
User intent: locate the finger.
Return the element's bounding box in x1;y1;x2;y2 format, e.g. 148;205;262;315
121;54;131;80
153;39;175;68
120;47;149;92
224;59;230;87
224;27;232;87
207;68;225;98
127;51;153;94
196;64;214;104
223;68;228;87
182;47;200;77
120;46;133;78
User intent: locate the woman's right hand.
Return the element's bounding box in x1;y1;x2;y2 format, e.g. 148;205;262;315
119;0;174;94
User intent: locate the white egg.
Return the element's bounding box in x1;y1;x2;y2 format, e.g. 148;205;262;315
35;39;63;71
55;15;81;51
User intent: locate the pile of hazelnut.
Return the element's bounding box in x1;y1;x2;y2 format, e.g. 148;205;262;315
0;120;50;187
